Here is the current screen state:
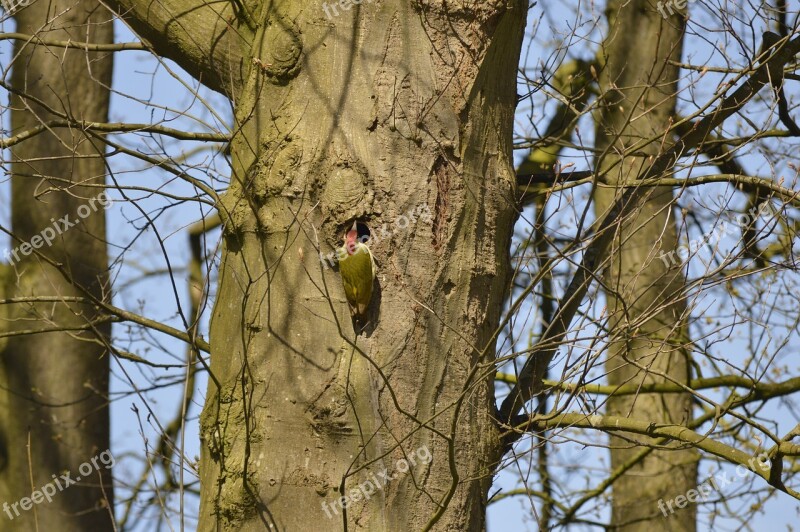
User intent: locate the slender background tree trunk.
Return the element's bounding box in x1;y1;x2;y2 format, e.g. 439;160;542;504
594;1;698;529
0;1;114;529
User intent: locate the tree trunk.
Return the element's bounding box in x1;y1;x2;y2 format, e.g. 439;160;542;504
0;1;114;530
594;1;698;529
195;1;525;530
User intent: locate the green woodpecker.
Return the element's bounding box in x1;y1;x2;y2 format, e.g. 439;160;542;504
338;222;376;318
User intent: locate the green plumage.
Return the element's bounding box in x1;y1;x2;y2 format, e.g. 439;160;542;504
338;242;375;317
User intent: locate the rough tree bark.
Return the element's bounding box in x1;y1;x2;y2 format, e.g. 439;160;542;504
593;1;698;529
0;1;114;530
109;0;526;529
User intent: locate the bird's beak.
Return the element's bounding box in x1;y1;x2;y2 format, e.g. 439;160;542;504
351;221;358;233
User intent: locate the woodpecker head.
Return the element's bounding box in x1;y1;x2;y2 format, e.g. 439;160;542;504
345;221;359;255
